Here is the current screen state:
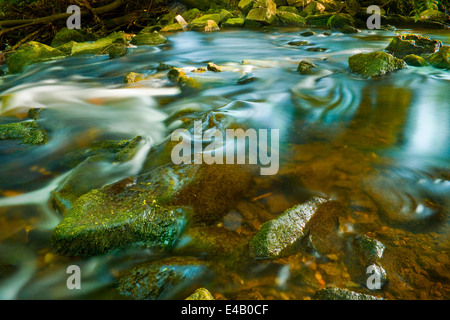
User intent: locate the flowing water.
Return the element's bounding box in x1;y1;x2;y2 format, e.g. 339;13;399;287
0;28;449;300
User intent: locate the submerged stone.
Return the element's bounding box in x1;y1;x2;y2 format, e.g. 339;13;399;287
108;44;128;59
427;46;450;69
207;62;222;72
130;31;167;46
315;287;383;300
348;51;407;77
7;41;65;74
117;257;208;300
404;54;428;67
297;60;317;74
300;31;315;37
0;120;46;144
249;197;328;258
186;288;215;300
341;25;360;34
385;34;442;59
354;235;385;265
288;40;308;46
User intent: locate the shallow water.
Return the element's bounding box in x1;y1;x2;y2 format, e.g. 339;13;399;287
0;28;449;300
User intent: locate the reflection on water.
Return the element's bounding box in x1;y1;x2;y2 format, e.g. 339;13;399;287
0;28;449;299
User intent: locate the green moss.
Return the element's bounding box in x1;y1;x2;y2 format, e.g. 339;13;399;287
7;41;65;74
71;32;128;55
222;17;245;27
327;13;355;28
51;28;85;47
427;46;450;69
186;288;215;300
277;11;306;26
297;60;317;75
385;34;442;59
278;6;297;13
315;287;383;300
161;23;183;32
56;41;78;55
182;8;202;22
108;44;128;59
130;32;167;46
249;197;328;258
123;72;145;84
0;120;46;144
404;54;428;67
117;257;207;300
246;8;277;25
348;51;407;78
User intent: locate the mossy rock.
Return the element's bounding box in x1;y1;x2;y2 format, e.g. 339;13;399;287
51;28;85;47
305;13;334;27
249;197;328;258
7;41;65;74
123;72;145;84
420;9;446;22
297;60;317;74
108;44;128;59
168;68;201;89
204;20;220;32
277;11;306;26
274;0;288;5
219;9;233;22
341;25;360;34
161;23;184;32
0;120;46;144
130;32;167;46
238;0;254;14
278;6;297;13
348;51;407;77
246;8;277;25
426;46;450;69
222;17;245;27
186;288;215;300
156;12;176;27
56;41;78;55
315;287;383;300
385;34;442;59
117;257;208;300
71;32;128;55
404;54;428;67
304;0;326;16
190;14;222;30
182;8;202;22
327;13;355;28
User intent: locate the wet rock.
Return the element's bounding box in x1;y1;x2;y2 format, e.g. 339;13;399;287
161;23;184;32
426;46;450;69
156;62;173;71
108;44;128;59
278;6;297;13
315;287;383;300
305;13;334;26
207;62;222;72
304;1;326;16
420;9;446;22
55;41;78;55
249;197;329;258
327;13;355;28
130;31;167;46
306;47;327;52
340;25;360;34
385;34;442;59
219;9;233;22
190;14;222;30
222;17;245;28
274;0;288;5
297;60;317;75
51;28;85;47
348;51;407;77
288;40;308;46
404;54;428;67
239;0;255;14
300;31;315;37
182;8;201;22
246;8;277;25
277;12;306;26
71;32;128;56
237;73;257;84
117;257;208;300
7;41;65;74
354;235;385;265
186;288;214;300
167;67;201;89
192;67;207;73
0;120;46;144
204;20;220;32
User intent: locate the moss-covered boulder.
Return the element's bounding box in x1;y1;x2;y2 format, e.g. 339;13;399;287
341;25;360;34
305;13;334;27
246;8;277;25
277;11;306;26
51;28;85;47
7;41;65;73
161;23;184;32
55;41;78;55
249;197;328;258
167;67;201;89
207;62;222;72
238;0;254;14
278;6;297;13
404;54;428;67
297;60;317;74
327;13;355;28
0;120;46;144
426;46;450;69
123;72;145;84
420;9;446;22
130;31;167;46
348;51;407;77
222;17;245;27
385;34;442;59
70;32;128;55
186;288;215;300
182;8;202;22
205;20;220;32
108;43;128;59
315;287;383;300
190;14;222;29
117;257;208;300
304;1;326;15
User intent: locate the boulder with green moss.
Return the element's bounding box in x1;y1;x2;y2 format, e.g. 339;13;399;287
7;41;65;73
161;23;184;32
186;288;215;300
0;120;46;144
108;43;128;59
426;46;450;69
420;9;446;22
123;72;145;84
341;25;360;34
348;51;407;77
304;1;326;15
130;31;167;46
327;13;355;28
385;34;442;59
315;287;383;300
167;67;201;89
278;6;297;13
404;54;428;67
222;17;245;27
277;11;306;26
249;197;328;258
117;257;208;300
51;28;85;47
71;32;128;55
238;0;254;14
297;60;317;74
182;8;202;22
246;8;277;25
